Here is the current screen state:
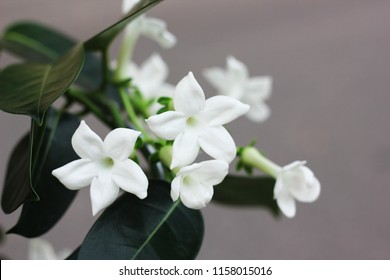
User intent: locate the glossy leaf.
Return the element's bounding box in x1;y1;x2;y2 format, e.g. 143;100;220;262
84;0;163;51
0;22;102;90
3;109;80;237
1;134;33;214
213;175;280;216
0;21;75;62
78;180;204;260
0;44;84;123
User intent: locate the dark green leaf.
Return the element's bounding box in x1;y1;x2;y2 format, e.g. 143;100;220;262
84;0;163;51
0;44;84;123
0;21;75;62
66;247;80;260
78;180;204;260
213;175;280;216
1;134;34;214
0;22;102;90
3;109;80;237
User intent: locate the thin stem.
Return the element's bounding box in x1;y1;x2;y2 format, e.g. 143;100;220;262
67;88;112;128
113;25;140;83
241;147;282;177
99;49;111;90
119;87;153;141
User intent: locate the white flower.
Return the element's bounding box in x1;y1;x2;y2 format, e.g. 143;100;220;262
52;121;148;216
274;161;321;218
122;0;176;48
171;160;228;209
124;53;174;101
146;72;249;169
29;238;71;260
203;56;272;123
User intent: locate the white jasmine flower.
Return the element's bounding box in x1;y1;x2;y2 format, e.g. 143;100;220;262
146;72;249;169
52;121;148;216
124;53;174;100
29;238;71;260
171;160;229;209
203;56;272;123
122;0;177;48
274;161;321;218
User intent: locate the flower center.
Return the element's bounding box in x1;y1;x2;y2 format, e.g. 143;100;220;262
101;157;115;168
186;116;198;127
183;175;194;186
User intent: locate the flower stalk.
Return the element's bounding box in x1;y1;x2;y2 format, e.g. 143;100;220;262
240;146;281;177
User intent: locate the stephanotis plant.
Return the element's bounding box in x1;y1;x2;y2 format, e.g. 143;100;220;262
0;0;320;259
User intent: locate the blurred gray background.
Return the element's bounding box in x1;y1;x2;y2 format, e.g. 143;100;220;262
1;0;390;259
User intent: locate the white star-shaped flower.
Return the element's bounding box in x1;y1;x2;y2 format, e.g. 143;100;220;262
124;53;174;101
122;0;176;48
52;121;148;216
171;160;229;209
146;72;249;169
274;161;321;218
29;238;71;260
203;56;272;123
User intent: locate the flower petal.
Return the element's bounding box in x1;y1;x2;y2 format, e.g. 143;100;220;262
180;181;214;209
160;83;175;98
142;17;177;48
140;53;168;87
57;249;73;260
71;121;103;160
170;176;181;202
171;130;200;169
244;99;270;123
122;61;139;81
52;159;98;190
201;95;249;126
90;172;119;216
227;56;249;83
198;126;236;163
29;239;57;260
174;72;205;116
103;128;140;160
288;165;321;203
122;0;140;14
146;111;186;140
202;67;226;91
245;76;272;100
191;160;229;185
275;189;296;218
112;159;148;199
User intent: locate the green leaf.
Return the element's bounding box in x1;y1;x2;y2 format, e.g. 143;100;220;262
0;21;75;62
78;180;204;260
84;0;163;51
1;134;33;214
213;175;280;216
2;109;80;237
0;44;84;123
0;22;102;90
66;248;80;260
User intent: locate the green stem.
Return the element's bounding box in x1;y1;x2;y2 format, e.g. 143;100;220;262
113;25;140;83
67;88;112;128
119;87;153;141
100;49;111;90
241;147;282;177
94;94;126;128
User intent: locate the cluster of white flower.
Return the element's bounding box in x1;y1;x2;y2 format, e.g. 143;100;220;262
146;71;249;209
52;0;321;218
